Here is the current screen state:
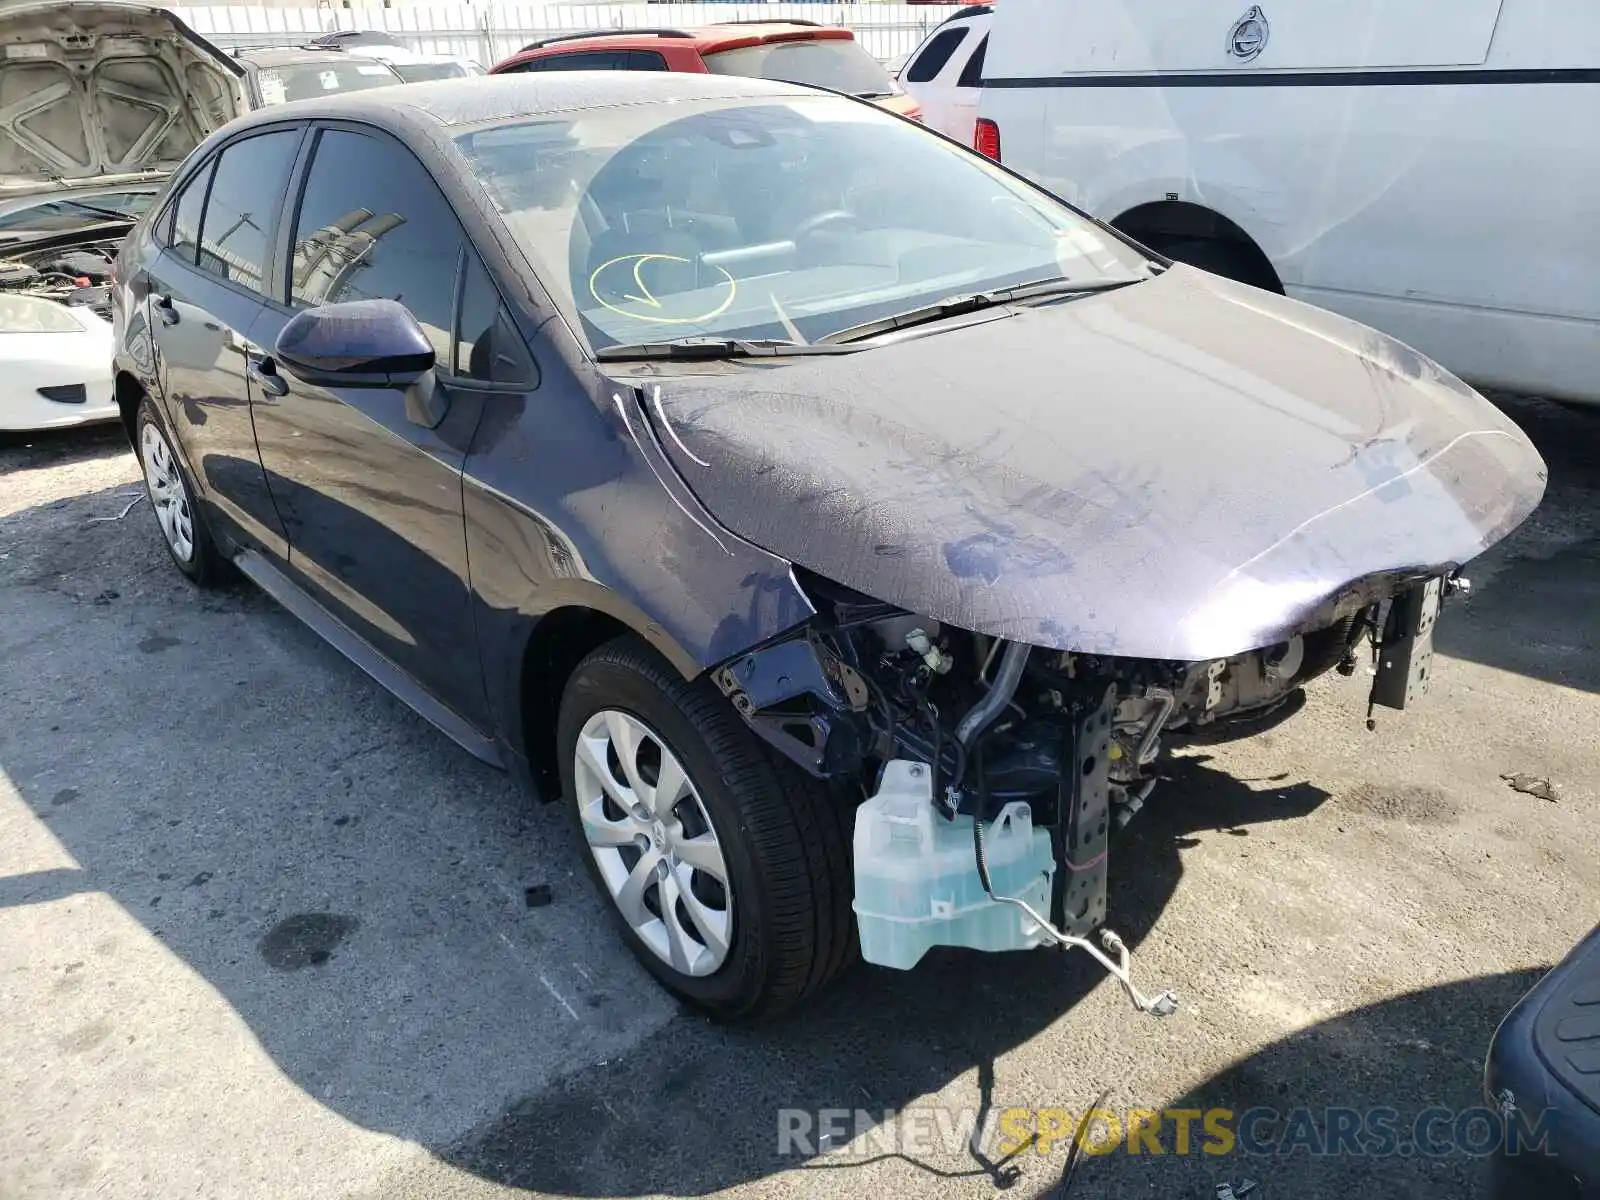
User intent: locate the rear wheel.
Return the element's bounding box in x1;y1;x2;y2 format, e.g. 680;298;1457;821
557;636;855;1020
1154;236;1281;292
136;398;226;585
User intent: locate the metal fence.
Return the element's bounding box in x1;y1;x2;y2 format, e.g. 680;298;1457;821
167;4;944;68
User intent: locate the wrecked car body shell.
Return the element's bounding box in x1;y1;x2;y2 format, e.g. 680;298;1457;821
642;266;1546;663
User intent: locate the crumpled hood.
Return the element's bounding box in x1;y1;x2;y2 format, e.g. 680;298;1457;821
0;2;243;192
639;265;1546;661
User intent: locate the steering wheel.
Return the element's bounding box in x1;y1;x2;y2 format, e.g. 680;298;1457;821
792;209;860;242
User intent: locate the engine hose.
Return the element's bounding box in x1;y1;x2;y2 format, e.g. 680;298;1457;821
972;741;995;895
956;640;1031;747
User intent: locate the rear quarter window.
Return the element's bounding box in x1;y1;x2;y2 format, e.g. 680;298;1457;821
905;27;968;83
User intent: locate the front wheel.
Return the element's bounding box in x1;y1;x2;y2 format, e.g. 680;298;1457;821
557;636;855;1020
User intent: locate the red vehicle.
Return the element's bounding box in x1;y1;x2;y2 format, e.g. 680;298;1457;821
490;22;921;120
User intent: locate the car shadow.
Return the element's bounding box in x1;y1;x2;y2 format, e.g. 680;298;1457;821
1058;968;1549;1200
0;473;1332;1196
0;391;1583;1196
0;420;129;474
1432;394;1600;694
427;754;1331;1197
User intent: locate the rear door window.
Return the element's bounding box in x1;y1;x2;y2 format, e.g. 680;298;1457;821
905;27;968;83
166;159;213;264
286;126;463;365
194;129;301;294
532;50;627;71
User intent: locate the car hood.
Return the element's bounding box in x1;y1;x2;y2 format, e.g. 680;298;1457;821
0;2;244;194
638;265;1547;661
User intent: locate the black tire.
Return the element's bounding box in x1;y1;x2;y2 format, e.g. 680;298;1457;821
134;396;228;586
557;635;856;1021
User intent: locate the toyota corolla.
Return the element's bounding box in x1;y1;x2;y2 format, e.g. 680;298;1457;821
111;73;1545;1020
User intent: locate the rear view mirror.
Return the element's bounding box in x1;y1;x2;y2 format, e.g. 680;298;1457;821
275;299;435;388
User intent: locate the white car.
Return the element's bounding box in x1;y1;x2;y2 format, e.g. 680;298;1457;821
0;294;114;432
0;1;244;432
976;0;1600;406
898;4;992;146
343;43;485;82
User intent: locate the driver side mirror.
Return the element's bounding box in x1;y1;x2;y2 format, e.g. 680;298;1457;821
274;298;435;389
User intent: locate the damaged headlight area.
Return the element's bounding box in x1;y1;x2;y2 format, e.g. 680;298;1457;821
713;568;1451;1015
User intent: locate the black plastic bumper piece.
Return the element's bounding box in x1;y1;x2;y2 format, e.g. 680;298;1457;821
1486;923;1600;1199
37;383;87;405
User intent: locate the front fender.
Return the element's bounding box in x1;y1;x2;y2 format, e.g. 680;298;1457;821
463;367;817;757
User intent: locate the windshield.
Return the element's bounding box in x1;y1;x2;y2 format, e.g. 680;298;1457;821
0;191;155;232
392;60;468;82
704;39;897;97
254;61;401;104
455;95;1148;352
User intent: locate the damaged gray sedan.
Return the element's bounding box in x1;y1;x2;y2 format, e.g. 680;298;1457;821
112;73;1545;1020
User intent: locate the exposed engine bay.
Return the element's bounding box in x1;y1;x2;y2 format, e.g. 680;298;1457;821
0;231;119;323
713;568;1457;1013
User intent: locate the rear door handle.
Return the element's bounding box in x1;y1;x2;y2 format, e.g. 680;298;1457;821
248;356;289;398
154;293;178;326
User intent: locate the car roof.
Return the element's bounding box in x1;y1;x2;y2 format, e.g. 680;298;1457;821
510;21;854;60
220;70;814;134
235;45;386;69
310;29;405;46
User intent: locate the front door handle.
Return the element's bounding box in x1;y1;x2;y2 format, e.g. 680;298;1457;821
248;356;289;398
154;293;178;326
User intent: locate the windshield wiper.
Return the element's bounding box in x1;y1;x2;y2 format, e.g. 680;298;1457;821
65;202;136;223
818;275;1148;346
595;337;859;362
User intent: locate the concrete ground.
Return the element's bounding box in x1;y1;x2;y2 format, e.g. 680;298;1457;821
0;394;1594;1200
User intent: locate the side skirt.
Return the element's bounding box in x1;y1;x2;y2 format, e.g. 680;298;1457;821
233;548;506;770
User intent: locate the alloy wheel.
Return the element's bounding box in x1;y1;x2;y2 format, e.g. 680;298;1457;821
574;709;733;977
140;422;194;563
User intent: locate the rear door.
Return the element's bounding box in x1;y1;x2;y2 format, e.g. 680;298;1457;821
249;123;506;726
145;125;304;558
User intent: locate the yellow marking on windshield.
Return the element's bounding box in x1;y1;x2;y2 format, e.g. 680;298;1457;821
589;253;738;324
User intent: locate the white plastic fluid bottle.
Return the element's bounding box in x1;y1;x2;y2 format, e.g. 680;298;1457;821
852;759;1056;969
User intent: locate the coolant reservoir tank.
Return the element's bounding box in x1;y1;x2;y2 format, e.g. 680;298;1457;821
852;760;1056;969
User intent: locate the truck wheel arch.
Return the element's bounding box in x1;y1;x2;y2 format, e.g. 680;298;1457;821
1111;200;1284;294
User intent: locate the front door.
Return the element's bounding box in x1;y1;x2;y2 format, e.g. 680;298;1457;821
145;127;304;557
249;124;490;727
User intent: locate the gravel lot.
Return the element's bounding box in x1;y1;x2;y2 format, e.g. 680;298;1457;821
1;394;1595;1200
